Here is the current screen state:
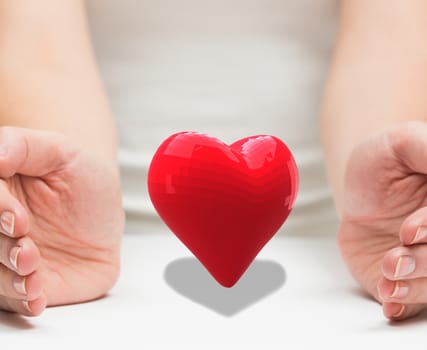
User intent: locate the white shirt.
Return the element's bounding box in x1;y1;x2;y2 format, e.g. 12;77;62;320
86;0;339;235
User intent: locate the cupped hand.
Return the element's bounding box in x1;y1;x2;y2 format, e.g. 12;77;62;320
339;121;427;321
0;127;124;316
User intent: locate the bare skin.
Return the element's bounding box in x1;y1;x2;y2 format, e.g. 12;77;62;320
0;128;124;315
338;122;427;320
322;1;427;320
0;1;124;315
1;0;426;321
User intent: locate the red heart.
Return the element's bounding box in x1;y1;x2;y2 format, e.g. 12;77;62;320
148;132;298;287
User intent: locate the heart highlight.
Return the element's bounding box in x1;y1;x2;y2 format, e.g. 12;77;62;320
148;132;298;287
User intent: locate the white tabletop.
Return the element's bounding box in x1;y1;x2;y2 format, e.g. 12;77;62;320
1;229;426;349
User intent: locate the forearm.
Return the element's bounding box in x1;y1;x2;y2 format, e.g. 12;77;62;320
0;1;117;165
320;0;427;214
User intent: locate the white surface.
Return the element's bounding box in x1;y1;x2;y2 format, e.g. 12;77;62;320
1;230;425;348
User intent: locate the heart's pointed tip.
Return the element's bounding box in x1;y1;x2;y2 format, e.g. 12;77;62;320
212;274;242;288
217;280;237;288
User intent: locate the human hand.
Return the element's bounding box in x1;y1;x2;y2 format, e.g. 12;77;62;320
338;121;427;320
0;127;124;316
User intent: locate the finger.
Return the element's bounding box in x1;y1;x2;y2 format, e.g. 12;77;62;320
0;293;47;317
0;235;40;276
0;181;30;238
378;276;427;304
0;126;77;178
0;265;42;301
399;206;427;245
382;302;425;321
382;245;427;280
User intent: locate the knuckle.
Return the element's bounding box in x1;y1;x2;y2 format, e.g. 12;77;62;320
386;121;423;159
387;125;410;153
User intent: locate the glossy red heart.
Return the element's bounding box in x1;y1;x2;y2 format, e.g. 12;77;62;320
148;132;298;287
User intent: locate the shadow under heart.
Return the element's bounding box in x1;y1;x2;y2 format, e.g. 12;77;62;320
164;257;286;316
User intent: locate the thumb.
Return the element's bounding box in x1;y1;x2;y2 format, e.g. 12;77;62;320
0;127;77;177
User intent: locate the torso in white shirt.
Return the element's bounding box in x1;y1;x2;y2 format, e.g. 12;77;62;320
86;0;339;235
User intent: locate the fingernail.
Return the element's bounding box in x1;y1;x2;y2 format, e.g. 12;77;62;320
394;256;416;278
22;300;31;313
13;276;26;295
1;211;15;236
412;226;427;243
9;247;20;271
390;281;409;299
392;304;405;318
